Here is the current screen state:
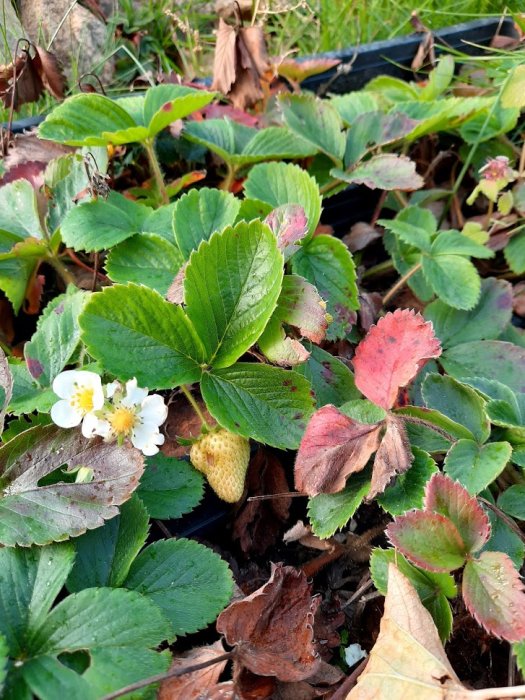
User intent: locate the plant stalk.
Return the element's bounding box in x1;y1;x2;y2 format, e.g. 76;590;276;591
382;262;422;306
47;255;77;287
144;139;169;205
180;384;211;432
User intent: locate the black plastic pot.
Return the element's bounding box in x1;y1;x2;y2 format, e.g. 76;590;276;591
301;17;519;94
313;17;520;234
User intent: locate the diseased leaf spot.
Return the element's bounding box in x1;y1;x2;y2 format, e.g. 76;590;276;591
26;357;44;379
54;302;65;314
161;101;172;112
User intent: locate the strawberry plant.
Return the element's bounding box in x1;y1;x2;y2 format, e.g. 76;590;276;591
1;15;525;699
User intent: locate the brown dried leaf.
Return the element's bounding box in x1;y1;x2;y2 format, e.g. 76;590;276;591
212;18;237;94
347;564;464;700
32;46;65;100
342;222;381;253
217;563;321;682
159;641;228;700
369;415;413;500
233;448;291;556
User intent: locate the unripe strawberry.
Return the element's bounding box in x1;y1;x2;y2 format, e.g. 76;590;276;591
190;429;250;503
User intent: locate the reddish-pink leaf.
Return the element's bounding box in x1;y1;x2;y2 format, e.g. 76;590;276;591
294;405;381;496
216;563;321;682
369;415;413;499
353;308;442;410
463;551;525;642
277;275;328;344
265;204;308;259
387;510;467;572
424;473;490;554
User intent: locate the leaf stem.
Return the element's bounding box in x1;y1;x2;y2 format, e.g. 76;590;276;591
361;259;395;280
180;384;211;432
47;255;77;287
99;651;234;700
382;262;422;306
144;139;169;206
219;162;237;192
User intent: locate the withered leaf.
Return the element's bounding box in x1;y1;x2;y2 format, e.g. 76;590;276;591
1;44;64;109
0;347;13;436
294;405;381;496
159;641;228;700
211;19;270;110
217;563;321;682
233;448;291;556
368;415;413;500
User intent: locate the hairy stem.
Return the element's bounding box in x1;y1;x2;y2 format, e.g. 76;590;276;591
144;139;169;205
382;262;422;306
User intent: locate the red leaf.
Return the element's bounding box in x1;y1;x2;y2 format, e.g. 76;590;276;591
387;510;467;572
216;563;321;682
277;275;328;344
353;308;442;410
462;551;525;642
265;204;308;258
424;473;490;554
369;415;413;499
294;405;381;496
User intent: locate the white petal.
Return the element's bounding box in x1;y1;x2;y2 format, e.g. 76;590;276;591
52;370;80;399
131;423;164;455
51;400;83;428
81;412;103;438
95;418;113;440
138;395;167;427
122;378;148;408
105;381;121;399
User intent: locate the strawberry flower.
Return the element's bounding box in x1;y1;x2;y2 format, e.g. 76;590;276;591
50;370;105;437
95;378;168;456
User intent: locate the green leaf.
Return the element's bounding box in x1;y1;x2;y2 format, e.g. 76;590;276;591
279;93;345;162
505;231;525;274
143;84;216;137
419;55;454;101
377;216;432;252
61;193;151;252
292;234;358;340
24;287;87;387
425;278;513;348
501;64;525;109
383;230;433;302
124;538;233;636
441;341;525;417
340;399;387;425
39;94;137;147
21;656;95;700
67;496;149;592
308;469;371;539
422;254;481;310
387;510;468;572
498;485;525;520
483;507;524;569
201;363;315;449
80;283;206;389
0;424;144;547
332;154;423;191
396;405;474;446
105;233;184;295
173;187;241;259
142;202;176;242
0;180;45;240
244;161;321;238
331;91;380;126
422;374;490;443
6;360;56;416
0;543;75;655
444;440;511;495
514;641;525;676
343;111;419;167
295;343;359;407
378;448;438;515
430;230;493;259
31;586;171;652
184;220;283;368
0;635;6;696
0;258;37;313
370;547;456;641
45;148;108;233
183;119;316;167
137;453;204;519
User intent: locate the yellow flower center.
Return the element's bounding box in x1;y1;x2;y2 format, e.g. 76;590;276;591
108;406;137;435
71;387;95;413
